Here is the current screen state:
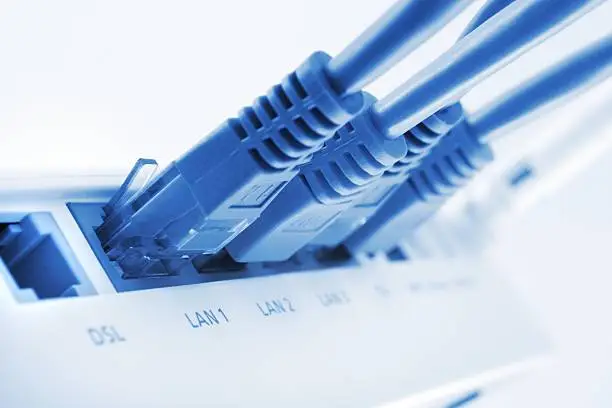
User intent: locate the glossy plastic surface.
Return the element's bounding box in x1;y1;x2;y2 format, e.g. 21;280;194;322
96;52;366;277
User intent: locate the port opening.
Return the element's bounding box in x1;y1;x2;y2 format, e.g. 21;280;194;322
0;213;93;302
68;202;360;292
386;246;410;262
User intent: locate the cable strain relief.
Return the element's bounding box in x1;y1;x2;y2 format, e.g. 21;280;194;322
234;52;368;170
301;109;407;204
400;103;465;165
412;129;494;199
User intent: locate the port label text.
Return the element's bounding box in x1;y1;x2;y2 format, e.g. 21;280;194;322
185;308;230;328
256;297;296;317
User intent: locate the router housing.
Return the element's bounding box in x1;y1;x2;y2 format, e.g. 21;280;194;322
0;175;549;407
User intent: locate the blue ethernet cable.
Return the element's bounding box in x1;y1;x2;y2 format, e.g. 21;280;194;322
95;0;473;277
470;34;612;142
311;106;463;247
459;0;516;40
372;0;605;135
225;0;603;263
340;122;494;255
343;34;612;255
312;0;515;248
225;104;462;262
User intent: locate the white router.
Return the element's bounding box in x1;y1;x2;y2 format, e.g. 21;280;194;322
0;175;548;407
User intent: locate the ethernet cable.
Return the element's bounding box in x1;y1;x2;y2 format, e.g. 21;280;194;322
224;103;462;262
95;0;474;277
405;91;612;261
312;0;518;248
479;92;612;225
342;34;612;255
225;0;605;263
459;0;517;40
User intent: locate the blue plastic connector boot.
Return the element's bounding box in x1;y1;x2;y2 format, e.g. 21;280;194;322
311;0;497;249
312;103;463;247
95;0;478;276
96;52;366;277
342;122;494;255
331;5;611;257
310;0;511;248
225;100;407;263
310;0;498;249
338;34;612;256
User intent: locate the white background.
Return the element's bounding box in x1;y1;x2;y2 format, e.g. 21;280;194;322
1;0;612;406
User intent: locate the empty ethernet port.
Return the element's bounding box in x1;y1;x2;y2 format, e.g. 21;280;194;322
0;213;93;302
386;246;410;262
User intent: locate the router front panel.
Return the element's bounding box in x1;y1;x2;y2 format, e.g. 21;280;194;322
0;177;548;407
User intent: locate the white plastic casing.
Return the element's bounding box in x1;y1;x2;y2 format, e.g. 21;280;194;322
0;176;549;407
